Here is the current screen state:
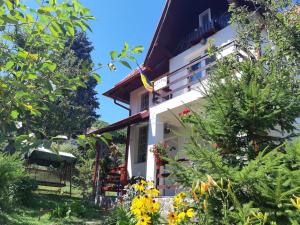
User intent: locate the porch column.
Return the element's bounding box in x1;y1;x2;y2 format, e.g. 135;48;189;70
146;113;164;182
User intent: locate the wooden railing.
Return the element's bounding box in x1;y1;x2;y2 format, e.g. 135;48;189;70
152;41;235;105
99;165;127;195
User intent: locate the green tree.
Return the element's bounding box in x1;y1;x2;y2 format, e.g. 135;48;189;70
31;32;99;138
0;0;96;151
170;1;300;224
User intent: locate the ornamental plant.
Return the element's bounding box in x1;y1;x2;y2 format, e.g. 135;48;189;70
151;143;170;161
105;180;162;225
168;1;300;224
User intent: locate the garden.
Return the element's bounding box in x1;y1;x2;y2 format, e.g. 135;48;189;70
0;0;300;225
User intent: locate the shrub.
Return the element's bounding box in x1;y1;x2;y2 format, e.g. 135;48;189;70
105;180;162;225
50;202;72;219
10;177;38;205
0;153;25;210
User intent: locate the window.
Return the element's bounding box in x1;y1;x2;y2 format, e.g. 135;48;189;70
199;8;211;28
137;126;148;163
140;92;149;111
189;50;216;82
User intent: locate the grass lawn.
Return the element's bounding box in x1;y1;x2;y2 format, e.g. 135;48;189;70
0;190;108;225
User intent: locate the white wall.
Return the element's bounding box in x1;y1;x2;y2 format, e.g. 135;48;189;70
128;24;237;184
168;24;237;98
127;124;147;178
130;86;150;115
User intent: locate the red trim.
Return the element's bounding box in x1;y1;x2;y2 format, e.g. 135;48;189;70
103;65;150;103
88;110;149;135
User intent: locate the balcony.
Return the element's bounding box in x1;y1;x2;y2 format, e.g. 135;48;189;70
175;12;231;55
152;41;235;105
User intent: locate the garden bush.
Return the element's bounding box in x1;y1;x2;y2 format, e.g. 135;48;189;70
0;153;25;210
10;176;38;205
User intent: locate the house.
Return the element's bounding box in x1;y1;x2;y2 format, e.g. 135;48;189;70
92;0;239;197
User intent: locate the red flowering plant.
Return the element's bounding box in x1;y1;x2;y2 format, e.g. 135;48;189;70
150;143;170;162
178;107;191;117
178;107;198;124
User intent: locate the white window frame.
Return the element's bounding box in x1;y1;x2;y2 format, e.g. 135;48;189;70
199;8;212;28
136;125;148;163
140;92;149;111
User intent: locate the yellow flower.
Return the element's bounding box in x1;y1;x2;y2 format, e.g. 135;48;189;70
133;183;145;192
136;214;151;225
145;188;160;197
200;181;209;195
186;208;194;218
167;212;178;224
174;192;186;206
150;200;160;213
207;175;217;187
131;208;143;217
141;180;147;185
291;195;300;210
177;211;186;222
146;181;154;187
131;196;144;209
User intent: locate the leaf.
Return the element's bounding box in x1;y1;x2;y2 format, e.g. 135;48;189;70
42;61;57;72
65;22;75;36
5;61;14;70
119;60;132;69
27;74;37;80
38;6;54;14
5;0;13;10
92;73;101;84
131;45;144;54
102;132;112;141
10;110;19;119
124;42;129;51
110;51;117;60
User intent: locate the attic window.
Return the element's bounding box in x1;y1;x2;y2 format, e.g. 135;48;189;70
199;8;211;28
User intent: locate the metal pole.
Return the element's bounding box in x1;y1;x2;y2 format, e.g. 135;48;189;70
69;165;72;197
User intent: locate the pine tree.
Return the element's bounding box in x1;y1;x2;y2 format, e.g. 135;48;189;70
170;1;300;224
33;32;99;138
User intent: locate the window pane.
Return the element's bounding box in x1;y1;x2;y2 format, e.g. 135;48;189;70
137;126;148;163
140;93;149;111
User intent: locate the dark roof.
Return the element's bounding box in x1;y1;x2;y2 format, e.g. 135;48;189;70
104;0;231;103
103;65;150;104
88;110;149;135
145;0;229;71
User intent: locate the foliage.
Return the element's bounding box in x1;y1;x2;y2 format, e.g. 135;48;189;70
167;1;300;224
32;32;99;138
151;143;171;160
105;180;162;225
0;0;143;153
0;0;96;152
0;152;25;210
186;0;300;163
0;192;106;225
10;176;38;205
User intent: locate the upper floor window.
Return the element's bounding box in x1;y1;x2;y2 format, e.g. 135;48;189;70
189;50;216;82
199;8;211;28
140;92;149;111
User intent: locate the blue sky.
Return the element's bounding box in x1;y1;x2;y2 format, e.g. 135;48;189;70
80;1;166;123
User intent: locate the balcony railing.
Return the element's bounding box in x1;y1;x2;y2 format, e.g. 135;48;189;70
152;41;235;105
175;12;231;54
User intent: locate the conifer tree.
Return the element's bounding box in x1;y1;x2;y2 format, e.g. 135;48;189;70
171;1;300;224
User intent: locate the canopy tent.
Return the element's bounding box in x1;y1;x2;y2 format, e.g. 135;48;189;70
25;147;76;167
25;147;76;196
